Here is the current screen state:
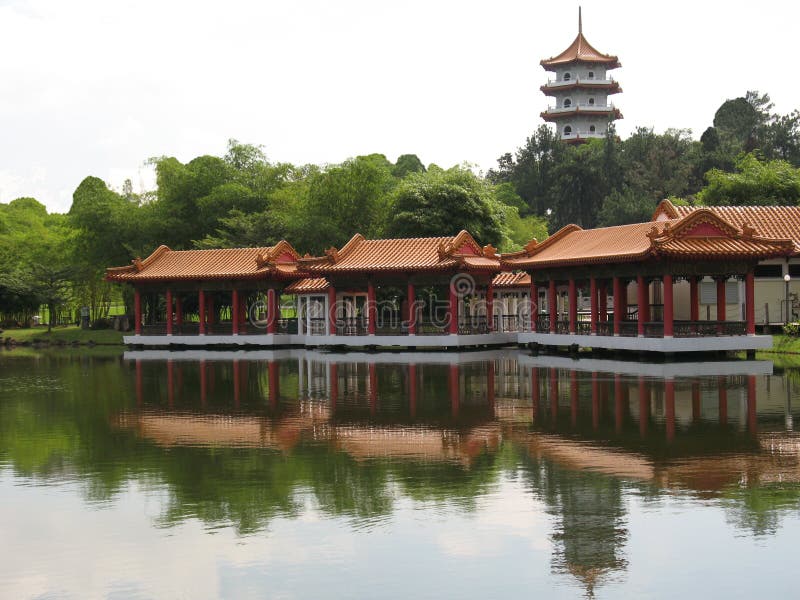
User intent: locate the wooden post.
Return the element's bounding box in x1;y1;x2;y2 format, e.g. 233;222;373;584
590;277;598;335
198;289;206;335
568;278;577;334
367;279;377;335
613;276;622;336
599;281;608;324
530;280;538;332
637;275;646;337
690;276;699;322
328;286;337;335
165;289;173;335
746;270;756;335
232;289;240;335
407;281;416;335
449;283;459;335
266;289;277;334
486;282;495;332
716;277;727;326
549;280;557;333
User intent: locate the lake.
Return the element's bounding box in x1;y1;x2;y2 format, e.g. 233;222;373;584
1;348;798;599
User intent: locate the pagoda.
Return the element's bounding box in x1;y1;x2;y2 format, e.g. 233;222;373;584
540;8;622;142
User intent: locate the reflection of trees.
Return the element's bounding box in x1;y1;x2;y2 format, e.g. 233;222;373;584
521;455;627;596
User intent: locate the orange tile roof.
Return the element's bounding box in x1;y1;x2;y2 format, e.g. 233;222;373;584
298;230;502;274
541;31;620;69
492;272;531;288
503;210;794;269
105;241;300;282
654;200;800;254
284;277;330;294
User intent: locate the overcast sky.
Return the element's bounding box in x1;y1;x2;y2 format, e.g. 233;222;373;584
1;0;798;213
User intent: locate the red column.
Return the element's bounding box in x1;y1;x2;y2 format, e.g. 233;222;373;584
267;289;278;334
165;289;173;335
232;289;240;335
530;280;538;332
613;277;622;336
568;278;577;334
175;296;183;329
328;286;337;335
716;277;727;323
448;283;459;335
690;277;699;322
745;270;755;335
408;364;416;418
663;275;674;337
637;275;646;337
590;277;598;335
718;376;728;426
532;367;540;422
549;280;557;333
486;282;495;332
134;289;142;335
198;290;206;335
599;282;608;323
665;378;675;442
367;280;377;335
407;282;416;335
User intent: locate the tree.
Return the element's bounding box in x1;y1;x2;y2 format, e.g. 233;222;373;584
392;154;426;178
387;166;504;245
597;187;656;227
697;153;800;206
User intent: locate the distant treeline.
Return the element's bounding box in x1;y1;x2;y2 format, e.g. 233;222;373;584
1;90;799;325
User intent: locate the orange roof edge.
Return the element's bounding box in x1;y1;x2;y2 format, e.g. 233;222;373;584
652;199;680;221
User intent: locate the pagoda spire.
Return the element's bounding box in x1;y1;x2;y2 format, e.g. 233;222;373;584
578;6;582;34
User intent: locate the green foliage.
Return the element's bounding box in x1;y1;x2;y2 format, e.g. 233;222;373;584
698;153;800;206
782;322;800;337
598;187;656;227
392;154;426;178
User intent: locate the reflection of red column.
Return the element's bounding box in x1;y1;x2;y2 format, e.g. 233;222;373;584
591;373;599;430
532;367;540;421
369;363;378;415
530;281;538;332
638;376;648;437
549;280;557;333
135;359;143;407
407;282;416;335
233;359;240;408
691;383;701;422
665;379;675;442
550;367;559;421
570;370;578;427
590;277;598;335
408;364;416;418
664;275;674;337
268;360;279;410
690;277;699;322
367;280;377;335
568;279;577;334
200;360;207;408
747;375;757;433
177;364;183;404
449;364;459;417
486;282;494;332
232;289;240;335
166;289;173;335
330;363;338;412
134;289;142;335
745;271;756;335
718;376;728;426
487;361;495;413
614;374;624;433
167;359;174;408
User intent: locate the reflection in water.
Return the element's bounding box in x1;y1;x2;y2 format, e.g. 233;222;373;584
2;349;800;597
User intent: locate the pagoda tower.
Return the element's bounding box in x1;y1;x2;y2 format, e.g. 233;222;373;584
540;8;622;143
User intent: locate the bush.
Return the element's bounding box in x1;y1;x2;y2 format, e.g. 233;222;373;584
91;318;112;330
783;322;800;336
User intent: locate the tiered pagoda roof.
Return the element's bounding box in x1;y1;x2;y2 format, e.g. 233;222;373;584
540;11;620;71
105;241;300;282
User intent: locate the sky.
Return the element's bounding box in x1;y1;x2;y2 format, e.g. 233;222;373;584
0;0;798;213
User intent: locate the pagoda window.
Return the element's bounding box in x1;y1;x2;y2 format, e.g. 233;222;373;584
588;97;595;105
563;72;571;81
563;98;572;108
589;125;597;133
564;125;573;136
588;71;595;79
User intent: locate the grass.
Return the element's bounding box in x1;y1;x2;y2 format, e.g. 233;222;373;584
1;325;124;345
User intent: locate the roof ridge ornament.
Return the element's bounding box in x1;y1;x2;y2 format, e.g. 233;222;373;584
482;243;499;258
740;222;756;239
324;246;340;262
132;257;144;271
